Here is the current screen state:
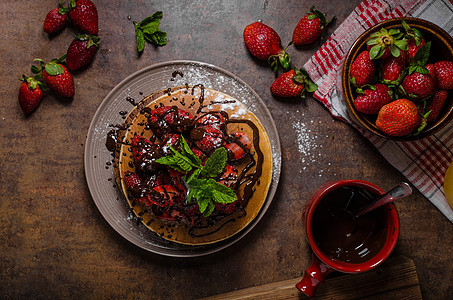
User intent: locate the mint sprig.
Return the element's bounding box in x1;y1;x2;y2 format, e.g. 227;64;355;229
155;136;237;216
134;11;167;52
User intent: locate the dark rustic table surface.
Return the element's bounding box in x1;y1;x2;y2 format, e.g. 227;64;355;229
1;0;452;299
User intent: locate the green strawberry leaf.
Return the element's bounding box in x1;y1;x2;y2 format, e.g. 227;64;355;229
369;44;382;59
416;65;429;74
306;80;318;93
413;41;431;66
389;28;400;36
389;44;400;57
366;38;379;46
394;39;408;51
44;62;64;76
370;31;381;38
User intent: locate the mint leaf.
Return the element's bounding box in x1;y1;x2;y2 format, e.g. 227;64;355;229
144;30;167;46
139;11;163;31
197;195;210;214
203;200;216;217
209;180;237;204
135;24;145;52
134;11;167;51
202;147;227;178
180;136;201;167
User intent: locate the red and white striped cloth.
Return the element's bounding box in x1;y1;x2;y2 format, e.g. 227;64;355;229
304;0;453;222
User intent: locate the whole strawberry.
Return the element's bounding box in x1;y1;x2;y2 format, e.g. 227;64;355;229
426;90;448;124
68;0;98;35
381;51;406;84
366;27;407;60
35;58;75;98
350;50;376;87
243;21;291;72
292;6;334;45
67;34;100;71
270;68;317;98
376;99;421;137
43;5;68;34
425;63;436;86
354;84;392;114
434;60;453;90
400;71;435;101
18;76;44;115
406;37;425;65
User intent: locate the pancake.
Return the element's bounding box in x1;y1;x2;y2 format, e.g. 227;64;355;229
113;85;272;245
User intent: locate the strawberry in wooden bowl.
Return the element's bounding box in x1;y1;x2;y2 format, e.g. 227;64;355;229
342;17;453;140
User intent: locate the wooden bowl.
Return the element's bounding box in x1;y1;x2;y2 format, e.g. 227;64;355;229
342;17;453;140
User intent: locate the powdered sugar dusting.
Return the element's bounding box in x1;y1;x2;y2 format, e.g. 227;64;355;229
292;110;326;177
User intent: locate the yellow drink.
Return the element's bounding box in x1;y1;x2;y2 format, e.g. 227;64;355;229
444;162;453;209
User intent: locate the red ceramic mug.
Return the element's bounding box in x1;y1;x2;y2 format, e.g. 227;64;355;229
296;180;400;297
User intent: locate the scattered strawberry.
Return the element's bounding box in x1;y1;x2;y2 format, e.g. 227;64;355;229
43;6;68;34
243;21;291;72
426;90;448;124
68;0;99;35
224;132;252;161
35;58;75;98
18;76;44;115
354;84;392;114
292;6;335;45
433;60;453;90
381;51;406;84
66;34;100;71
270;68;317;98
366;27;407;60
400;70;435;101
350;50;376;87
376;99;422;136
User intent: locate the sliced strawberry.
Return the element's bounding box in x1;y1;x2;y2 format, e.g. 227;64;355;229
196;111;226;129
148;106;194;137
131;135;161;175
218;164;238;188
215;195;241;215
190;125;225;155
123;171;141;189
191;147;207;164
160;133;181;156
224;132;252;161
150;185;183;207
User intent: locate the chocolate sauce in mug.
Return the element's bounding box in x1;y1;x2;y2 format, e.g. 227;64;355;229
311;186;388;264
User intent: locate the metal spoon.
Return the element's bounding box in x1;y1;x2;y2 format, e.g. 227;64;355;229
352;182;412;217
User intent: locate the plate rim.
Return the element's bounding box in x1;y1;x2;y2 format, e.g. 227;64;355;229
84;60;281;257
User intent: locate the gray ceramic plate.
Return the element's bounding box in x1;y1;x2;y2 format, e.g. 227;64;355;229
84;60;281;257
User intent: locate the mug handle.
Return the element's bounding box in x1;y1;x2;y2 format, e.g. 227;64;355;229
296;254;335;297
